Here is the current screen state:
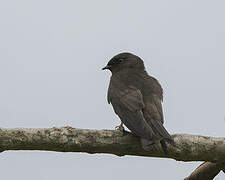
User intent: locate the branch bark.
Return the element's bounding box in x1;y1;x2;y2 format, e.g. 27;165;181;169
184;162;225;180
1;127;225;179
0;127;224;163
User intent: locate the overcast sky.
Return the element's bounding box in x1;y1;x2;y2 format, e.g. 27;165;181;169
0;0;225;179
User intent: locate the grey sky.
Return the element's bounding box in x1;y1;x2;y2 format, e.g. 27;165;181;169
0;0;225;179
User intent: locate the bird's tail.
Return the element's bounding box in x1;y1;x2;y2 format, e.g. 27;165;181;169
141;138;177;155
160;139;168;155
141;118;178;154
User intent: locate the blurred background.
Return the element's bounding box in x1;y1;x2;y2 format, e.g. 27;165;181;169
0;0;225;179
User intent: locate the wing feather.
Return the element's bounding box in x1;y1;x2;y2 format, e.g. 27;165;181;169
109;86;160;141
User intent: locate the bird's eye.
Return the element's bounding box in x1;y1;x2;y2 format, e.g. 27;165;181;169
118;58;124;63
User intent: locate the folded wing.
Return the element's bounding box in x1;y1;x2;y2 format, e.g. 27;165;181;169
108;86;161;143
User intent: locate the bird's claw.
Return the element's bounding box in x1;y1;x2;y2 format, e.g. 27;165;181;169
115;124;125;131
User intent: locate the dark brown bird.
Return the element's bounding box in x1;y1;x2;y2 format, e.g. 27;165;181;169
102;52;177;154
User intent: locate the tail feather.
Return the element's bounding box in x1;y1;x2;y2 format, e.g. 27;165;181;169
141;118;179;154
160;139;168;155
141;138;155;147
142;138;178;154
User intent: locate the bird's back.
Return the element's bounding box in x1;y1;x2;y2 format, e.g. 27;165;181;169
108;69;176;153
109;69;164;121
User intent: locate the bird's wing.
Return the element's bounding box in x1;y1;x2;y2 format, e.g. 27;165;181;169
143;94;176;146
147;76;164;123
147;94;164;124
109;86;160;141
140;76;177;149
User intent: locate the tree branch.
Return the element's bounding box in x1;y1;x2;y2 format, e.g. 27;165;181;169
184;162;225;180
0;127;224;163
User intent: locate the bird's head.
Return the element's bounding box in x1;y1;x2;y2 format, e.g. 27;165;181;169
102;52;145;73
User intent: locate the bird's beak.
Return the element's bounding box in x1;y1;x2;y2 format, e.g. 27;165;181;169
102;65;112;70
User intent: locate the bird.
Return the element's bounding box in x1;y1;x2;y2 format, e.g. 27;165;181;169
102;52;177;154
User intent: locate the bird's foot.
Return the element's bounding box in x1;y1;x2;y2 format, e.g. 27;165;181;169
115;123;125;132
